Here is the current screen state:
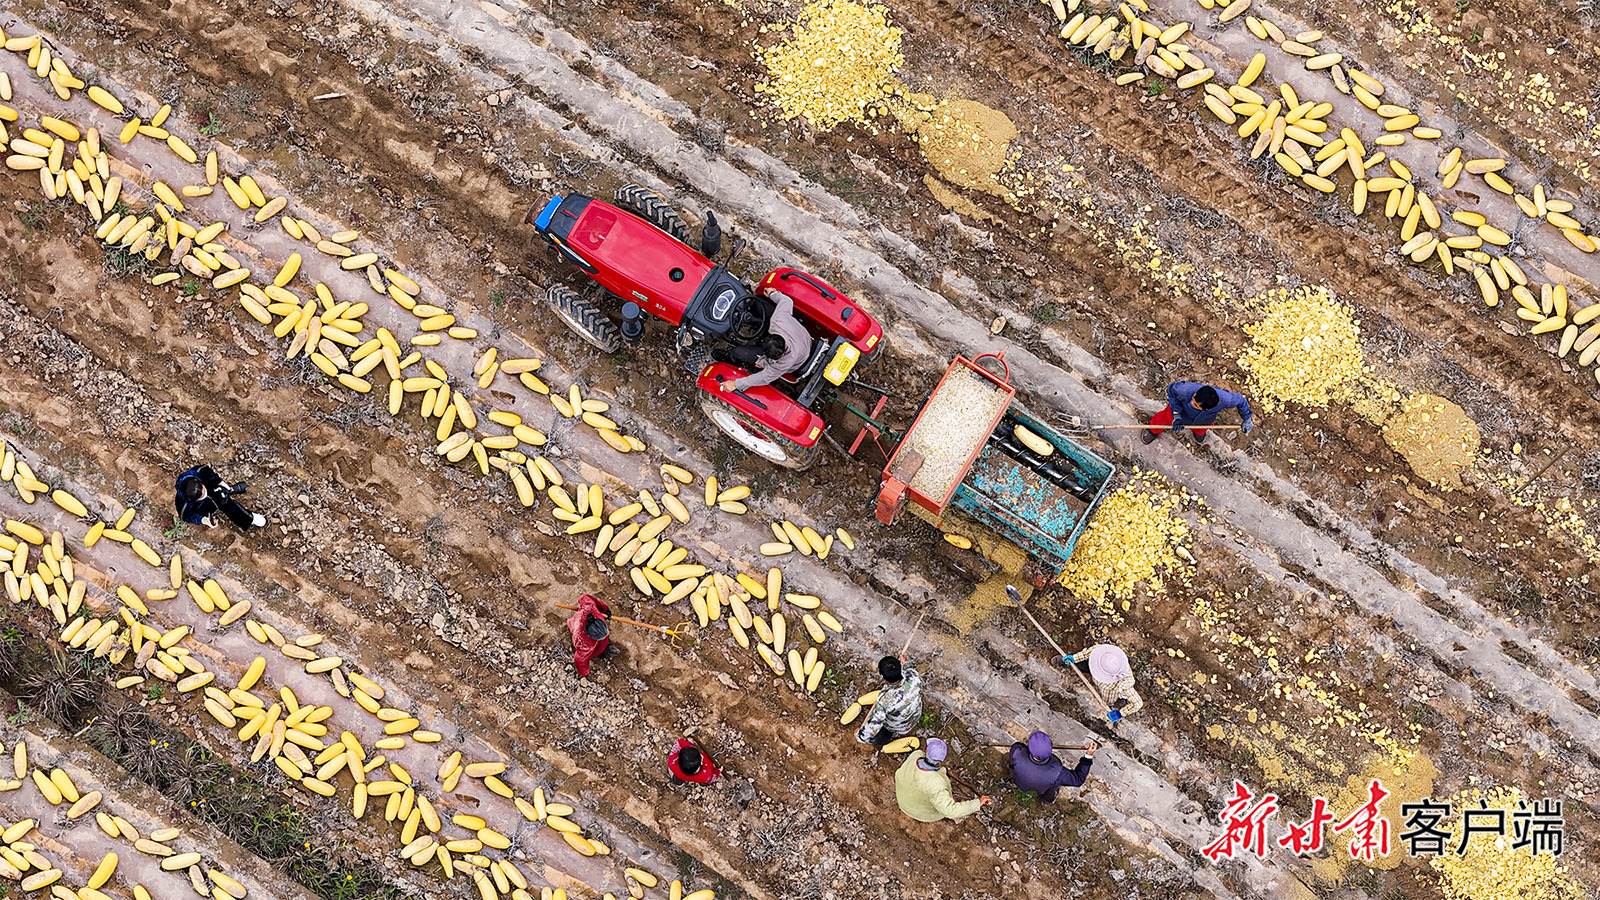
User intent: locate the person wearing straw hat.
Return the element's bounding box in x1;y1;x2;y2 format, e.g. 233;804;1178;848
893;738;990;822
1062;644;1144;722
566;593;612;677
1008;731;1100;803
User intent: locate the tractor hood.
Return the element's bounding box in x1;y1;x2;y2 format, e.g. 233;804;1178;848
549;196;712;321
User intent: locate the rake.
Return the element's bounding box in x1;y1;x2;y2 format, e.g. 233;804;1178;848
555;604;694;647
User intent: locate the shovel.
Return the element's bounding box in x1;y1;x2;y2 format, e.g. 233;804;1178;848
1056;416;1243;440
1005;585;1116;723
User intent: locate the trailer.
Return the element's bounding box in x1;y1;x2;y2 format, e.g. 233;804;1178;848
872;353;1116;582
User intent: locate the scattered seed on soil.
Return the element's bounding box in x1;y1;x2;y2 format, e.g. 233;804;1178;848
756;0;904;131
1058;471;1193;616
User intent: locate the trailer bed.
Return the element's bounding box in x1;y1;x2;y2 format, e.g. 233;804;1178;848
874;352;1116;581
890;357;1014;510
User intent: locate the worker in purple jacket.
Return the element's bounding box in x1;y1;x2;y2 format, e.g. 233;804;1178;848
1008;731;1098;803
1142;382;1255;444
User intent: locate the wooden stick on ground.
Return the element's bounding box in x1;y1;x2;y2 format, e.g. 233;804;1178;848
946;768;981;798
1514;447;1571;497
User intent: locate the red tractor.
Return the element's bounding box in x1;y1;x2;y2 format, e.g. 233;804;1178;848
530;184;884;469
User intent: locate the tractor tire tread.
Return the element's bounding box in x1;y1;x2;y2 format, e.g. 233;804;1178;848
547;284;622;353
613;184;692;245
699;392;821;471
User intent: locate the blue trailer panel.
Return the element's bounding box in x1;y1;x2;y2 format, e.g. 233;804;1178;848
949;406;1115;576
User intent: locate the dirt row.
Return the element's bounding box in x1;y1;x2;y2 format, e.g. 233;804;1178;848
15;0;1600;810
332;0;1600;694
584;0;1600;660
308;0;1600;634
0;688;323;900
1265;0;1600;182
0;184;1239;897
0;115;1578;900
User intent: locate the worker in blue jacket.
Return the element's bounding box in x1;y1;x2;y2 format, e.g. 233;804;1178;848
1142;382;1254;444
1008;731;1098;803
174;465;266;530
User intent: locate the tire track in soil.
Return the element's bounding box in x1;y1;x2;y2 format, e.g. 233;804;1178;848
6;0;1593;877
661;0;1600;652
0;268;793;896
6;1;1593;890
0;10;1276;887
569;0;1600;645
0;206;1555;896
321;0;1600;757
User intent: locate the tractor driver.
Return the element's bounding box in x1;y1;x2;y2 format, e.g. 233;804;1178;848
717;287;812;392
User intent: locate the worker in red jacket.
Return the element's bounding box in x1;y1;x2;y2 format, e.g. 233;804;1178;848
566;594;611;677
667;738;722;784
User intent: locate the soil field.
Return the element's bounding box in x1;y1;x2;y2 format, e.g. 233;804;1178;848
0;0;1597;896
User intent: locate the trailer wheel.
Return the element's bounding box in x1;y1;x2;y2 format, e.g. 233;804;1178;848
700;392;821;470
546;284;621;353
613;184;692;245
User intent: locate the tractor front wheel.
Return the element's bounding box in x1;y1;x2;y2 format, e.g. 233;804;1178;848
700;392;821;471
547;284;622;353
613;184;692;245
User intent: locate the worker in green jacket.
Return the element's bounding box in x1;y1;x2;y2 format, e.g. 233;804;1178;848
893;739;990;822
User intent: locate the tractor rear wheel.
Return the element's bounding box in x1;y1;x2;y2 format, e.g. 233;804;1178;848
700;392;821;470
613;184;692;245
546;284;621;353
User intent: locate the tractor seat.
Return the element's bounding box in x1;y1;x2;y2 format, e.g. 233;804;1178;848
782;338;833;384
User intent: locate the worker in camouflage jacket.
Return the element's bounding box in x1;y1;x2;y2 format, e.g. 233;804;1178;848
855;654;922;747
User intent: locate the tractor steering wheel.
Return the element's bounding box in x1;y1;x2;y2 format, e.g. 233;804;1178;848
730;290;770;345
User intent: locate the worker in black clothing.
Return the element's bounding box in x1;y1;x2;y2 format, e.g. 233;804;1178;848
174;466;266;530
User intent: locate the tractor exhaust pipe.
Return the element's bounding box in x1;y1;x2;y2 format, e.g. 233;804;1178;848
700;210;723;259
621;302;645;344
